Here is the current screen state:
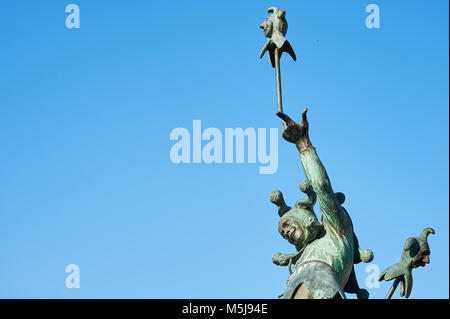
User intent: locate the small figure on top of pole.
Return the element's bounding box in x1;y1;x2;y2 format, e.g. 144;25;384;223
259;7;296;114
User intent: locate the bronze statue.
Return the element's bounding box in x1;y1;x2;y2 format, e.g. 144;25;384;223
259;7;435;299
272;109;373;299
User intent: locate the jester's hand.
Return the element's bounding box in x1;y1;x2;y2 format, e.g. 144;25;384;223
272;252;292;266
276;108;312;152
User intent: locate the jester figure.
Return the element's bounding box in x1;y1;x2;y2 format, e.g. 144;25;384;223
260;6;435;299
271;108;373;299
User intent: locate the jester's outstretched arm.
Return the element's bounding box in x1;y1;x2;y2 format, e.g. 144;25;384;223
276;109;352;235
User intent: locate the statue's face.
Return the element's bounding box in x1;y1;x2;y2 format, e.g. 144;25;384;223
259;18;273;38
412;244;431;268
278;216;305;245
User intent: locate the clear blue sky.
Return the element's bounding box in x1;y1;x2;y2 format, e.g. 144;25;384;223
0;0;448;298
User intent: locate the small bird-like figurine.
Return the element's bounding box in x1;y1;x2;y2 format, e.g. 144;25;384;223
379;228;435;298
259;7;296;68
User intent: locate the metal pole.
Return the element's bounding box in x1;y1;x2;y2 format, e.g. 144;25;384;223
385;278;400;299
274;48;283;113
